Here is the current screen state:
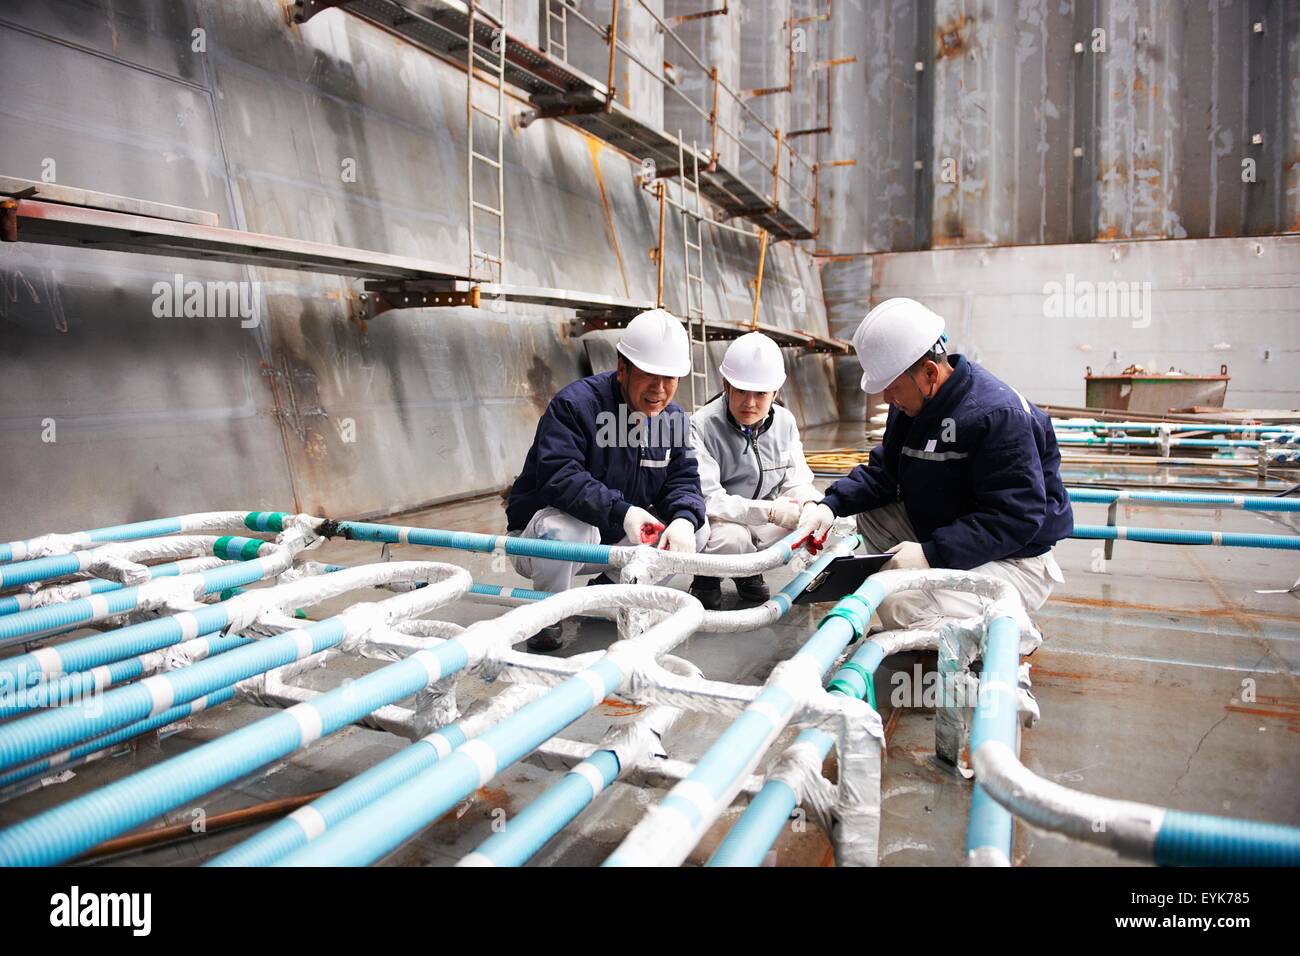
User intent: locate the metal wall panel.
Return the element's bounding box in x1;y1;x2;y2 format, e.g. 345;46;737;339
870;235;1300;410
0;0;834;538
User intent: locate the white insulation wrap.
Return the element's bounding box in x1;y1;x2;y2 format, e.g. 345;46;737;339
868;568;1042;654
826;693;885;867
607;532;803;577
3;512;257;561
218;560;469;635
467;585;704;678
973;740;1164;860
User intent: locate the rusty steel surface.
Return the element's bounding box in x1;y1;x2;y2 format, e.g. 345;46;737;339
0;0;836;537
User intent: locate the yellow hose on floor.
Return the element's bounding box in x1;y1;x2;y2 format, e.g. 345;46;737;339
805;448;871;474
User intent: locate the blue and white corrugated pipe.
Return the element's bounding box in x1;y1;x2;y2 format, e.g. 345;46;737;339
707;627;942;868
0;549;371;703
0;564;472;866
0;562;469;780
206;680;553;866
464;532;856;635
1067;487;1300;512
335;520;806;578
965;615;1024;867
604;576;891;867
0;534;276;591
461;750;622;867
458;657;702;868
1055;421;1298;436
1057;435;1267;449
0;534;306;649
0;686;237;792
972;740;1300;866
0;630;253;721
0;556;232;617
0;511;297;564
1073;524;1300;550
271;587;704;867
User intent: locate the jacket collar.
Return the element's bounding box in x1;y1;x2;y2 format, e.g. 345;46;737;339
722;397;775;438
912;354;972;426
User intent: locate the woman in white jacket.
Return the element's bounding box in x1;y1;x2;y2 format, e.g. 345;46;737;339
688;332;821;609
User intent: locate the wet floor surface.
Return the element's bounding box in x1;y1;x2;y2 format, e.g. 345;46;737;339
2;444;1297;867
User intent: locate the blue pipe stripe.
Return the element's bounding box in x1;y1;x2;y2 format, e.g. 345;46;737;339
0;630;253;720
276;658;627;866
446;537;851;870
469;583;556;602
0;687;237;792
0;534;268;591
470;749;622;866
709;775;801;867
605;575;887;867
0;554;85;589
209;723;471;867
1058;436;1266;448
1067;488;1300;512
0;604;231;692
0;658;144;719
1153;810;1300;867
0;551;276;649
0;618;346;777
708;627;888;867
2;519;186;564
1056;421;1296;434
965;616;1022;860
338;522;614;566
1074;525;1300;549
0;558;194;618
0;632;470;866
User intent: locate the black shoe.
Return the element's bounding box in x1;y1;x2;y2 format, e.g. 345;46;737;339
587;573;614;586
526;623;564;652
733;574;770;605
689;575;724;611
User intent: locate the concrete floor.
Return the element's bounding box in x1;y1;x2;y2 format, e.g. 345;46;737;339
1;432;1297;867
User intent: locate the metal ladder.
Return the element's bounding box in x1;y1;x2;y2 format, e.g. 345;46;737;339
466;0;507;283
544;0;569;62
678;135;709;410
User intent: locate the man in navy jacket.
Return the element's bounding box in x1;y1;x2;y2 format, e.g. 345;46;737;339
506;310;708;647
802;298;1073;630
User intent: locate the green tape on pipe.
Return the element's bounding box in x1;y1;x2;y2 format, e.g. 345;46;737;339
817;593;874;640
828;661;876;709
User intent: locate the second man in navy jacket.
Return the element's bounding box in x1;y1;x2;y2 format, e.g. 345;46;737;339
803;298;1073;630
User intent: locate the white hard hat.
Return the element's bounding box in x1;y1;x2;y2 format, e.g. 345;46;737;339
853;297;946;393
616;308;691;377
719;331;786;391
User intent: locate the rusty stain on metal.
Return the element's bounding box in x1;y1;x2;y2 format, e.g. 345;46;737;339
1224;696;1300;733
0;200;16;243
935;14;969;60
1048;593;1300;627
584;137;629;297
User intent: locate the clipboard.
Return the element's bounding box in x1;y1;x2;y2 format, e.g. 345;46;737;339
793;552;894;604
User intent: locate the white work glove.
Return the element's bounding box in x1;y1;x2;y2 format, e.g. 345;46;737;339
799;502;835;536
767;497;803;529
623;506;666;546
884;541;930;570
657;517;698;553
